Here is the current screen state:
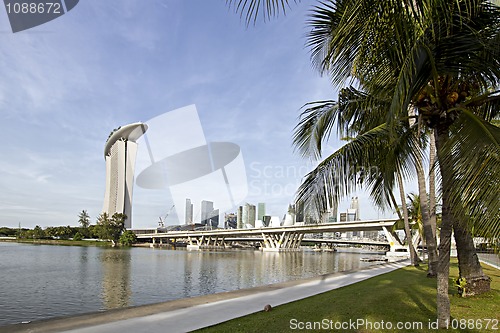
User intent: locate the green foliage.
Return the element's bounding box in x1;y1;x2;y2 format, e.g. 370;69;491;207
78;210;91;229
32;225;45;239
119;230;137;246
73;232;84;241
45;225;76;239
16;229;33;239
455;277;468;297
87;225;100;239
95;212;127;244
0;227;18;237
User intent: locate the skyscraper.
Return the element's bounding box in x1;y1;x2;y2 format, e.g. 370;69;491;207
201;200;214;226
238;203;256;228
185;198;193;225
237;206;243;229
257;202;266;221
209;209;219;228
102;122;147;229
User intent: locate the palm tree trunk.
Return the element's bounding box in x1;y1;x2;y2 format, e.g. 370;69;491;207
415;138;438;276
453;221;491;296
435;126;452;328
396;171;419;266
411;107;436;274
429;129;437;239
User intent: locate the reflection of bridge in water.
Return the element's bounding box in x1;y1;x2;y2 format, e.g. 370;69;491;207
134;218;416;255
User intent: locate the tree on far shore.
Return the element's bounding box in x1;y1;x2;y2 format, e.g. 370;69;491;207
95;212;127;246
119;230;137;246
78;210;91;229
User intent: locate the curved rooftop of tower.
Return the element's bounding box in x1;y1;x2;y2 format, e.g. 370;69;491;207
104;122;148;158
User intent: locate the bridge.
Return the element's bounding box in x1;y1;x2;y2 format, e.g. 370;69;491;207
134;218;416;254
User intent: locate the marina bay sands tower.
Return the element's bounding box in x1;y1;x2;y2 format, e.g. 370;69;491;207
102;122;148;229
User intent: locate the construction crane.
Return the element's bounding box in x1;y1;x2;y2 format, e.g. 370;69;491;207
158;204;175;228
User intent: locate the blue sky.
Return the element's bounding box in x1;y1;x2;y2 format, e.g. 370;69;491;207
0;1;400;229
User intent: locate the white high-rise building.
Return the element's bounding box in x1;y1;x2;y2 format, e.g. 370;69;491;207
103;123;147;229
185;198;193;225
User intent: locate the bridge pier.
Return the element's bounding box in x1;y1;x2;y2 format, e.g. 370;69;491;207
262;232;303;252
186;235;227;250
187;244;200;250
149;237;166;248
383;226;421;258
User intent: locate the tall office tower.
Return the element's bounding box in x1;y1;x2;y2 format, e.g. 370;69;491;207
209;209;219;228
241;204;248;228
237;206;243;229
241;203;256;228
201;200;214;226
257;202;266;221
185;198;193;225
103;122;147;229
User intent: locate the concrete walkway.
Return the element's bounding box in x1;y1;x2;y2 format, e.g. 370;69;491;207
5;260;410;333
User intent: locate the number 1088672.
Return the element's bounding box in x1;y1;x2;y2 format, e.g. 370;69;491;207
5;2;62;14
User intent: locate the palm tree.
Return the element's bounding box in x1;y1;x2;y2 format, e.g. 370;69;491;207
229;0;500;327
78;209;91;229
303;0;499;327
406;193;423;231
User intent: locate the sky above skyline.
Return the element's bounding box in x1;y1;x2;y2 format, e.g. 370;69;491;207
0;1;401;229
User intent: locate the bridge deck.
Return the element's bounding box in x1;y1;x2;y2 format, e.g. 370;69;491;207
134;218;398;239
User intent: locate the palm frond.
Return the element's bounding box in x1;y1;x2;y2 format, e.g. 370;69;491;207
293;100;338;160
443;110;500;239
226;0;298;25
295;121;422;214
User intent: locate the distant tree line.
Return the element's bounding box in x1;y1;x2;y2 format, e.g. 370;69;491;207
1;209;136;246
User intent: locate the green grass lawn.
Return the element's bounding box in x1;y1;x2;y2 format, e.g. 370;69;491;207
197;260;499;333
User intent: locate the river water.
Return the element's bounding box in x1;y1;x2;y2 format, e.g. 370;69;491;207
0;242;384;327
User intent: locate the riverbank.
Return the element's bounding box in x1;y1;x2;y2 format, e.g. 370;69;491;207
0;238;113;247
197;259;499;333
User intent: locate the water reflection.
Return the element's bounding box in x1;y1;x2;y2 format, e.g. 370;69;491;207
177;249;373;295
99;249;131;309
199;253;218;295
183;252;194;298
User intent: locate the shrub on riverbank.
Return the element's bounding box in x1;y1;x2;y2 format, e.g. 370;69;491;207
119;230;137;246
